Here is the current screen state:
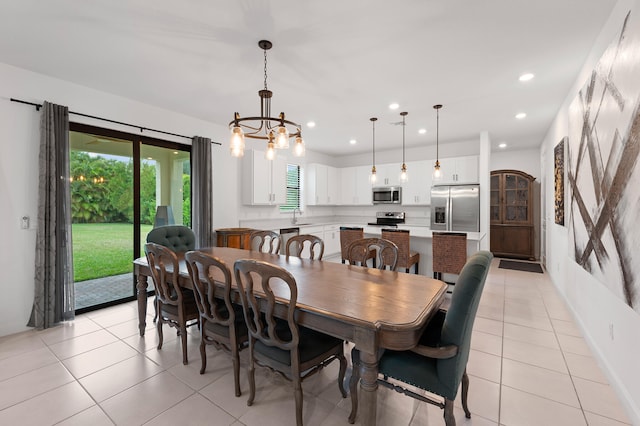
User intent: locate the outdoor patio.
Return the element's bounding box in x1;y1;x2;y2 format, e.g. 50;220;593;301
74;273;153;310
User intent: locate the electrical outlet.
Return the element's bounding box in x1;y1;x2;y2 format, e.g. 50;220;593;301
21;215;30;229
609;323;614;341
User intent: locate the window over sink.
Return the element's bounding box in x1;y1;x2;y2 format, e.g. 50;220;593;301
280;163;301;212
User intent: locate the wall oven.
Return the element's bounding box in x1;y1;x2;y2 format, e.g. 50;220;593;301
372;186;402;204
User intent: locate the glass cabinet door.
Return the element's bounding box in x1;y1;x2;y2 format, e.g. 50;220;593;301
490;174;501;223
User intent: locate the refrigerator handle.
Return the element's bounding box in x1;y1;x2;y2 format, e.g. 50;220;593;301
447;193;452;231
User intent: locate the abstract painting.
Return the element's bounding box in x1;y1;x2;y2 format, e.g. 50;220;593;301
554;138;565;226
568;10;640;314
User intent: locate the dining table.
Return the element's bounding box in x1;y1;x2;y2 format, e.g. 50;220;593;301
133;246;448;426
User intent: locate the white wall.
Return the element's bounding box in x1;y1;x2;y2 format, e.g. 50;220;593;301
490;148;540;179
541;0;640;422
0;62;236;336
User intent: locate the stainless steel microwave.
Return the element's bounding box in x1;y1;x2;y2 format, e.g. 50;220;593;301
372;186;402;204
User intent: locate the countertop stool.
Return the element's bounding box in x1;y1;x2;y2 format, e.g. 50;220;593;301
340;227;376;268
381;228;420;274
432;232;468;290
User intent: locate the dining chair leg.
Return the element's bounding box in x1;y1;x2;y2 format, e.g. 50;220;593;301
414;263;419;274
156;315;164;350
247;349;256;407
348;349;360;424
294;377;303;426
444;398;456;426
231;334;241;397
180;322;188;365
461;368;471;418
199;336;207;374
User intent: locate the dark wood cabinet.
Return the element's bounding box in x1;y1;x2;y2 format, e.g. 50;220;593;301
490;170;535;260
215;228;254;249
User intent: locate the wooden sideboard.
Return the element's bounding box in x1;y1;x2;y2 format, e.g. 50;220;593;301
215;227;254;249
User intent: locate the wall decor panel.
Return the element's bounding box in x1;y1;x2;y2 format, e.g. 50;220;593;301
568;10;640;314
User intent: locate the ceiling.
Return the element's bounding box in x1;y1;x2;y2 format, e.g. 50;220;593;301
0;0;618;156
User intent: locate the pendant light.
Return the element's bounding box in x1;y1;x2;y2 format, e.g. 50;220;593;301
370;117;378;184
433;104;443;181
399;111;408;182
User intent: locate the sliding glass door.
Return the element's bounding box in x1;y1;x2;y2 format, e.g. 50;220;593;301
70;123;191;313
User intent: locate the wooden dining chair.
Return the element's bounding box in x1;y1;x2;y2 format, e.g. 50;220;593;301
345;238;399;271
144;242;199;365
249;230;282;254
285;234;325;260
184;250;248;397
339;227;376;267
234;259;347;426
381;228;420;274
348;251;493;425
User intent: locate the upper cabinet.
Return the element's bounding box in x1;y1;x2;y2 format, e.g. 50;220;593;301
241;149;287;205
401;160;432;205
306;163;340;205
340;166;372;205
434;155;479;184
374;163;401;187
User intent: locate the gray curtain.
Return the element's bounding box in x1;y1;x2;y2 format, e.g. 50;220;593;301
28;101;75;328
191;136;213;248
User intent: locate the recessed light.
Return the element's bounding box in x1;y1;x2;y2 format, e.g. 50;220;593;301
306;121;316;128
349;139;357;145
515;112;527;119
519;73;534;82
389;103;399;110
418;128;427;134
173;151;178;154
147;157;153;160
499;143;507;149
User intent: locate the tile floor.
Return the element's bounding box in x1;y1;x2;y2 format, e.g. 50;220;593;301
0;258;632;425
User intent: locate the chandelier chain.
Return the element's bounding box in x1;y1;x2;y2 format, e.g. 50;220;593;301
264;48;268;91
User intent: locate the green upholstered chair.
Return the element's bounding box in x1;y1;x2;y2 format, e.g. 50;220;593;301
234;259;347;426
146;225;196;252
184;250;248;397
146;225;197;322
348;250;493;425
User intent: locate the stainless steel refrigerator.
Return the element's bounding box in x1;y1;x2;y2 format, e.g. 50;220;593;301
430;184;480;232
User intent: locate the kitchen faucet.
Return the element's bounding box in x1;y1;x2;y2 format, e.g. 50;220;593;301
291;208;302;224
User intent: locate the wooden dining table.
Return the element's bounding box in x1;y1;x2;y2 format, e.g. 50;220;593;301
134;246;447;426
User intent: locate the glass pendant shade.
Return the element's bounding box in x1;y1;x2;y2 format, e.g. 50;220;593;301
293;135;305;157
265;140;276;160
400;163;408;182
230;125;245;157
275;125;289;149
370;166;377;184
433;160;442;181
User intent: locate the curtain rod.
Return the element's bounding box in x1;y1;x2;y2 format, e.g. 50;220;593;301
10;98;222;145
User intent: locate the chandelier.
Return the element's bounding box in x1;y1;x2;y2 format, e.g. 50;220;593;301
229;40;305;159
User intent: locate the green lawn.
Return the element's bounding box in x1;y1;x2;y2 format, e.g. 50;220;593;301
72;223;153;282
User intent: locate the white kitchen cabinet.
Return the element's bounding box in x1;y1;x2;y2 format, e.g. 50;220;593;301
323;224;341;256
374;163;401;187
242;149;287;205
340;166;372;205
306;163;340;205
434;155;479;184
401;160;432;205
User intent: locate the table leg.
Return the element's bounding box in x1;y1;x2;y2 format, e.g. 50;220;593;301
359;350;379;426
136;273;148;336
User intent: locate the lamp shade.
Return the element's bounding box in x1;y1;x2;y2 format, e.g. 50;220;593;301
153;205;175;228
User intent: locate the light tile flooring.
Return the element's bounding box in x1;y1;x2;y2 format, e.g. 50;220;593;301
0;258;632;425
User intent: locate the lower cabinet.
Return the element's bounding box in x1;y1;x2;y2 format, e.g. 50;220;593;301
490;225;534;260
